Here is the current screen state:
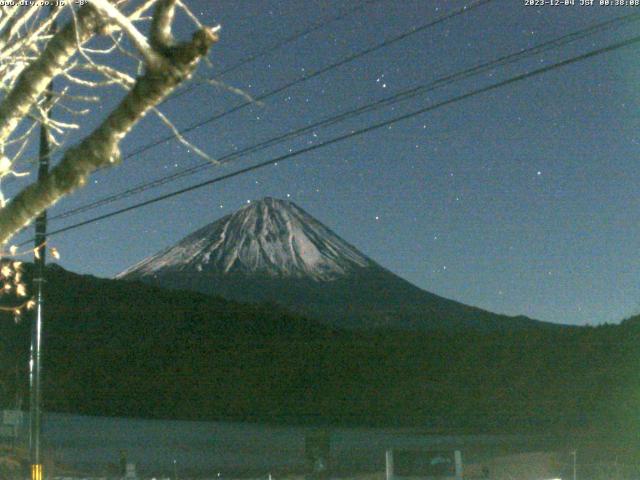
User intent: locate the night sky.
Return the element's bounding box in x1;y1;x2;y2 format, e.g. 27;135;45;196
8;0;640;326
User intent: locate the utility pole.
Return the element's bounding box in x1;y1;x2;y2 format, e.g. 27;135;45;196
29;88;51;480
29;9;55;480
571;449;577;480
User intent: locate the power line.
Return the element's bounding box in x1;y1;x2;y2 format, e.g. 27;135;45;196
51;10;640;221
23;0;484;179
217;0;384;79
33;32;640;243
165;0;385;104
12;1;386;177
53;88;424;220
121;0;493;161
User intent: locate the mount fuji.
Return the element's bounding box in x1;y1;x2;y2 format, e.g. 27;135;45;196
118;197;551;331
119;197;374;281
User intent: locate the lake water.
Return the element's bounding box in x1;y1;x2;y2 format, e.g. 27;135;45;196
26;413;536;477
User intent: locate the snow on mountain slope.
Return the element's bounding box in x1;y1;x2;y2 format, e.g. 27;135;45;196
117;197;556;332
118;197;375;281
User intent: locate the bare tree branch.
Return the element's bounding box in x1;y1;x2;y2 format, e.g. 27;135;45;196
0;4;103;149
0;25;219;243
150;0;176;50
88;0;164;68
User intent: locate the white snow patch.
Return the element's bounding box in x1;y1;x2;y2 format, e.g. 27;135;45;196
118;198;374;281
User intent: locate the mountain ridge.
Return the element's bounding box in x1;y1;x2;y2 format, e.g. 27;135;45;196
119;197;558;332
3;262;629;434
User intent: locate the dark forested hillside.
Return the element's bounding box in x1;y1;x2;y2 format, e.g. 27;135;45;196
0;264;638;436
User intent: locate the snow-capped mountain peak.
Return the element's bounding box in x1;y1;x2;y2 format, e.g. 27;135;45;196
118;197;374;281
